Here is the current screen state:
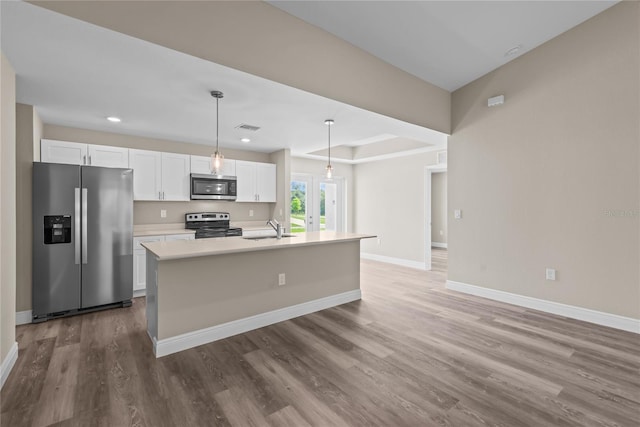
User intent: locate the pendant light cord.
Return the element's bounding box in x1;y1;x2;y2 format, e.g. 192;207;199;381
216;95;219;153
327;122;331;167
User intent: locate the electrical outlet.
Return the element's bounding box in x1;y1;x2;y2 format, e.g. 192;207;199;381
249;210;254;217
454;209;462;219
439;230;444;236
160;209;167;218
278;273;286;286
546;268;556;281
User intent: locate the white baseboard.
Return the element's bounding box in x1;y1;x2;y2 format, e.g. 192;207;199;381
154;289;362;358
360;253;426;270
431;242;448;249
133;289;146;298
446;280;640;334
1;342;18;389
16;310;32;326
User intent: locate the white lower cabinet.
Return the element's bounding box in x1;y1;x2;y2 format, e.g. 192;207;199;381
133;233;194;294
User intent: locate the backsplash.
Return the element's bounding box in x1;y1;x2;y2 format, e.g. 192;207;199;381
134;201;272;225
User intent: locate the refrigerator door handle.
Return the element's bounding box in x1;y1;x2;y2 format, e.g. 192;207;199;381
74;188;81;264
82;188;88;264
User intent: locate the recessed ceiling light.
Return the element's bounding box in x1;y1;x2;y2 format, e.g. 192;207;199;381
106;116;121;123
240;138;251;143
504;45;522;57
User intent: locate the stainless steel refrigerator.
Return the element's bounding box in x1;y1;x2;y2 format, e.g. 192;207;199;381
32;162;133;322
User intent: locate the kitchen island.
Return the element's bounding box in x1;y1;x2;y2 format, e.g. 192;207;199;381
142;231;374;357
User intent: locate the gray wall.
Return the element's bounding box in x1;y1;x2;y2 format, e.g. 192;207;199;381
1;53;17;372
15;104;42;312
355;151;440;263
448;2;639;318
431;172;447;245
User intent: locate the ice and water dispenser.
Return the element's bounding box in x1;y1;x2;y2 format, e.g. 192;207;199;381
43;215;72;244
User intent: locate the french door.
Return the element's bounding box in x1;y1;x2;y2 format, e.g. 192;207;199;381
290;174;344;233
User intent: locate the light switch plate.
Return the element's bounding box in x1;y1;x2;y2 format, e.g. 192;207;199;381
454;209;462;219
160;209;167;218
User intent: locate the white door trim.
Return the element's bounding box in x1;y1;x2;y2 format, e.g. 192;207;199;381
424;164;447;271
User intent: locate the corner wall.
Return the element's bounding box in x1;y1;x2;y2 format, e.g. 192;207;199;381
448;2;639;319
15;104;41;314
1;53;17;385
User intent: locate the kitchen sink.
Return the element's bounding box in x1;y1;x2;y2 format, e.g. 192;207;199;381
243;234;297;241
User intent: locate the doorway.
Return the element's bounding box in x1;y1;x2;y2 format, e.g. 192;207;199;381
290;174;345;233
424;165;447;270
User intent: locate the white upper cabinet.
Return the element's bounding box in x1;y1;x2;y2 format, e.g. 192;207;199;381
129;149;162;201
161;152;190;201
235;160;276;203
190;155;237;176
41;139;129;168
87;144;129;168
41;139;88;165
255;162;277;203
129;149;190;201
235;160;257;202
190;155;212;175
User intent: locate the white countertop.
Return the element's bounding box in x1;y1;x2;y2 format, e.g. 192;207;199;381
133;221;277;237
142;231;375;261
134;223;195;237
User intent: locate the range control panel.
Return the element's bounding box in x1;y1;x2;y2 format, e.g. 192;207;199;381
185;212;230;222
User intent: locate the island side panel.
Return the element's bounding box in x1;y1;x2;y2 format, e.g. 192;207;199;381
145;253;158;343
156;240;360;340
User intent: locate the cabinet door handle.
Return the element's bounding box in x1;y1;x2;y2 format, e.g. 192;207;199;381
158;191;161;200
88;155;92;165
83;155;86;165
162;191;165;200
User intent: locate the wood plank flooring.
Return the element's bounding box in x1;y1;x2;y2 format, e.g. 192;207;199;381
2;249;639;426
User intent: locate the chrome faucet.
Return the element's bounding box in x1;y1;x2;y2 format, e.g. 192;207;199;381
267;219;283;239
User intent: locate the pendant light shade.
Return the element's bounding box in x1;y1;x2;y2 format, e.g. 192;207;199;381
210;90;224;174
325;119;334;179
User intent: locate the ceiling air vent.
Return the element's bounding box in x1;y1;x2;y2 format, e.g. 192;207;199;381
235;124;261;132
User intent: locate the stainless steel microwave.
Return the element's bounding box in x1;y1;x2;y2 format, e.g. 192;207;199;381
190;174;237;200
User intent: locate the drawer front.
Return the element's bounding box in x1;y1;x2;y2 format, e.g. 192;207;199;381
165;234;195;241
134;235;164;250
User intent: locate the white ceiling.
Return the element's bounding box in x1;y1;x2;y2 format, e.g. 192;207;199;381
1;1;616;161
269;1;618;91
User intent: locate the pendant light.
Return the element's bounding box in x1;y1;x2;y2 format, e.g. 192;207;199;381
210;90;224;174
324;119;334;179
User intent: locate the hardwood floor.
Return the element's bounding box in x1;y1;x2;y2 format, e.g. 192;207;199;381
3;250;639;426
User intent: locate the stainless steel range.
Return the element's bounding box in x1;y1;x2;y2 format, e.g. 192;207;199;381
185;212;243;239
